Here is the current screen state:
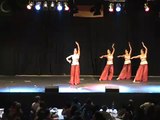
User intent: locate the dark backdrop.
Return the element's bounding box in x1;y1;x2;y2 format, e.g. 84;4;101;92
0;0;160;75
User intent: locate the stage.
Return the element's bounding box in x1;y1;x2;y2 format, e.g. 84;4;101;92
0;75;160;93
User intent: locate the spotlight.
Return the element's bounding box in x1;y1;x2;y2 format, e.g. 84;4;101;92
50;2;55;8
27;2;33;10
43;1;48;8
116;3;121;12
109;3;114;12
144;3;150;12
27;5;32;10
64;2;69;11
35;2;41;11
57;2;63;11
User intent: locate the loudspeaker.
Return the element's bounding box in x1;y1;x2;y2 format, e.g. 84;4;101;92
105;88;119;93
45;86;59;93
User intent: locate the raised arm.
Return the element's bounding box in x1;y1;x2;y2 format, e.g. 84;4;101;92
111;43;115;55
75;41;80;56
142;42;147;55
131;55;140;59
66;55;72;63
128;42;132;55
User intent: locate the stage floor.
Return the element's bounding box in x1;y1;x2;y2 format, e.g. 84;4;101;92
0;75;160;93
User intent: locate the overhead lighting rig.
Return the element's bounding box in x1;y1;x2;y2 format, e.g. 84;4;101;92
26;0;70;11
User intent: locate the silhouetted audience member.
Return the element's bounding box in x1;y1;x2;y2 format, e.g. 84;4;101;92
127;99;135;118
70;111;83;120
153;104;160;120
93;111;106;120
140;102;155;120
100;105;113;120
117;104;132;120
35;101;47;120
2;101;23;120
30;96;41;120
71;97;81;111
62;103;72;120
81;98;95;120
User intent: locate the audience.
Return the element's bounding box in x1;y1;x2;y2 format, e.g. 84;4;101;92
1;96;160;120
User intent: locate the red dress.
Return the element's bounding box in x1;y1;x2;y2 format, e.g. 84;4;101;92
118;55;131;80
134;55;148;82
66;54;80;85
99;55;114;81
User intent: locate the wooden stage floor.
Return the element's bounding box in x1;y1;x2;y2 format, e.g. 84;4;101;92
0;75;160;93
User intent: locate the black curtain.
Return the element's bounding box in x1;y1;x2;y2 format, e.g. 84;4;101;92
0;0;160;75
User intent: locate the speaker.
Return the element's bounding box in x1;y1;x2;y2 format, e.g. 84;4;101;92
105;88;119;93
45;86;59;93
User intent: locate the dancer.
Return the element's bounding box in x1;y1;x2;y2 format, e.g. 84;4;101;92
131;42;148;82
66;42;80;85
99;44;115;81
117;42;132;80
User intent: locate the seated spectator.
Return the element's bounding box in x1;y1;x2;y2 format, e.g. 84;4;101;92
81;98;95;120
3;101;23;120
117;104;132;120
70;111;83;120
62;103;72;120
100;105;113;120
30;96;41;120
35;101;47;120
71;97;81;111
92;111;106;120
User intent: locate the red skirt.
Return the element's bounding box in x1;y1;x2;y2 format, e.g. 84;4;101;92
99;64;114;81
70;65;80;85
118;64;131;80
134;64;148;82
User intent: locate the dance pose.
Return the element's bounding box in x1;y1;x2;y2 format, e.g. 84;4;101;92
117;42;132;80
66;42;80;85
99;44;115;81
131;42;148;82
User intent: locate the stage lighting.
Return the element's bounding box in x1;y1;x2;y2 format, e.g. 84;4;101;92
50;2;55;8
109;3;114;12
35;2;41;11
144;3;150;12
64;2;69;11
43;1;48;8
116;3;121;12
27;5;32;10
57;2;63;11
27;2;34;10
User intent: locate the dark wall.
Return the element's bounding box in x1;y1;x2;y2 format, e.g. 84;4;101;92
0;0;160;75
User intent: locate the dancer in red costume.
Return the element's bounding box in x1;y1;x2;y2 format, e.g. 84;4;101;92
117;42;132;80
66;42;80;85
99;44;115;81
131;42;148;83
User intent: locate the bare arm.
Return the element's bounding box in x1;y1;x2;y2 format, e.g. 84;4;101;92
131;55;140;59
100;55;107;59
111;43;115;55
75;41;80;56
142;42;148;55
129;42;132;55
117;55;125;58
66;55;72;63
